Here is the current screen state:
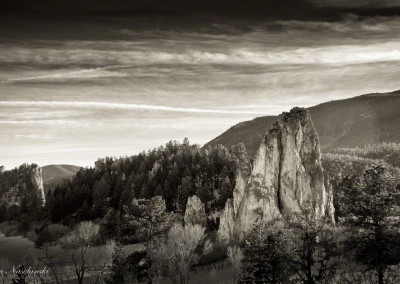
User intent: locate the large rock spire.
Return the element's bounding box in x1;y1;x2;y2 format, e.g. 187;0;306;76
218;108;334;243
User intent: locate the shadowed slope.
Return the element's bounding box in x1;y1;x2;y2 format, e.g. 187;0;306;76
204;91;400;157
41;164;81;192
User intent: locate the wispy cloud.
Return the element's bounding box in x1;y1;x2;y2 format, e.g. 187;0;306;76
2;39;400;68
0;120;81;126
0;134;52;139
2;15;400;169
0;101;265;114
3;67;127;83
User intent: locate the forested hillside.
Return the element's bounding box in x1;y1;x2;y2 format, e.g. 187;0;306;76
205;91;400;157
41;164;81;192
0;164;44;223
46;139;247;228
42;140;400;229
1;125;400;284
2;141;400;237
322;143;400;186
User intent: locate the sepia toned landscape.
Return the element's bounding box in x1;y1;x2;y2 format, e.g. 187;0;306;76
1;0;400;283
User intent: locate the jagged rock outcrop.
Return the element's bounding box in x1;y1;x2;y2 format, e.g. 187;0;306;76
218;144;251;244
218;108;335;244
0;164;46;207
184;195;207;226
31;166;46;205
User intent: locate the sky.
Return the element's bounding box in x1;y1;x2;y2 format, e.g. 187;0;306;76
1;1;400;169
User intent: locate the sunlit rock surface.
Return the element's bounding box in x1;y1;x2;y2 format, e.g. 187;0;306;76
0;164;46;207
31;166;46;205
218;108;335;243
184;195;207;227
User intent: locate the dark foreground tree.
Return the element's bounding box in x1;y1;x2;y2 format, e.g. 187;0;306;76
239;219;290;284
106;244;149;284
339;166;400;284
284;205;340;284
120;196;174;283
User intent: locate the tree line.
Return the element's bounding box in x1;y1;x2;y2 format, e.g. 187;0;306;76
102;165;400;284
6;165;398;283
46;139;244;230
1;141;400;283
238;166;400;284
0;139;247;236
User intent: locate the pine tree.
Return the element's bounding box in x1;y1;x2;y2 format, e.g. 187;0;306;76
106;243;127;284
284;204;340;284
340;166;400;284
120;196;174;283
93;177;110;218
239;220;290;284
218;176;232;209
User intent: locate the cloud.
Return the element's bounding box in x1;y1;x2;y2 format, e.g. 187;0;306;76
2;0;400;16
272;16;400;33
3;67;128;83
2;37;400;70
0;101;265;114
308;0;400;8
0;120;82;126
2;12;400;170
0;134;52;139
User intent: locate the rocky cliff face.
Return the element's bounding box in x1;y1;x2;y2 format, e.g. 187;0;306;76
31;166;46;205
0;164;46;207
184;195;207;226
218;108;335;244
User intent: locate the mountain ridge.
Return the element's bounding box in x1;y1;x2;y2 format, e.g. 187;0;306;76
41;164;81;192
204;90;400;157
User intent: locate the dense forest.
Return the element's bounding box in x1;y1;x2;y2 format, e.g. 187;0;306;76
1;140;400;283
0;164;44;225
2;141;400;235
0;139;249;235
47;139;247;227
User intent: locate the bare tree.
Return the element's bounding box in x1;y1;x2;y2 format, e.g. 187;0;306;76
227;246;243;284
62;221;100;284
24;248;54;284
161;222;211;284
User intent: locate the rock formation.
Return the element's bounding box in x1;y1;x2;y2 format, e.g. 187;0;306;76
31;165;46;205
218;108;335;244
230;143;252;176
184;195;207;227
0;164;46;207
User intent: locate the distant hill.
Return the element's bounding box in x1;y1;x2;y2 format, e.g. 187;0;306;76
204;90;400;157
41;164;81;192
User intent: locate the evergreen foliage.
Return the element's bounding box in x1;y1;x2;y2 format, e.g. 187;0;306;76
239;220;290;284
44;140;238;229
339;166;400;284
0;163;44;229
